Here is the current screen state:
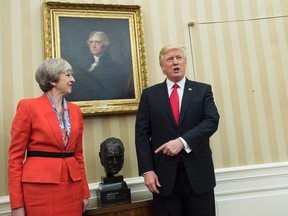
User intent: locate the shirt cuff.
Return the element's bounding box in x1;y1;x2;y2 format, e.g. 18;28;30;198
179;137;192;153
142;170;154;176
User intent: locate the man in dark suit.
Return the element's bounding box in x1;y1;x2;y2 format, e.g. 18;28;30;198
135;45;219;216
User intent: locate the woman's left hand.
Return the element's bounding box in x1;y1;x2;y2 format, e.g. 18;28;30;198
82;198;89;212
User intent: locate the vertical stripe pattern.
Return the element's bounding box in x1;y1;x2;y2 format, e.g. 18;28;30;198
189;0;288;167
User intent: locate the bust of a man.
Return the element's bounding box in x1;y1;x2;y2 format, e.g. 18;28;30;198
99;137;125;177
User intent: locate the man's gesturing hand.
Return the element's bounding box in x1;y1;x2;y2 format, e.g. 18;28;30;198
155;138;184;156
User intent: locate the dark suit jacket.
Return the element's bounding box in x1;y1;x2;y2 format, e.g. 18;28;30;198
135;78;219;196
8;94;90;208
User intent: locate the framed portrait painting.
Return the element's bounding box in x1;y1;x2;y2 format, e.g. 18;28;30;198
43;2;148;116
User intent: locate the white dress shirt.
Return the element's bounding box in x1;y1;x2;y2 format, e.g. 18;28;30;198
166;77;192;153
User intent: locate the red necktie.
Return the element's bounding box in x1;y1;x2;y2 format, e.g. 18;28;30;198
170;83;179;125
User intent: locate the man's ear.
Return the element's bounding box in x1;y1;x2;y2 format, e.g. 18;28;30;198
160;64;165;74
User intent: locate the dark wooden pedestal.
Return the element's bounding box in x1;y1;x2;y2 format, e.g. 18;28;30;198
83;199;154;216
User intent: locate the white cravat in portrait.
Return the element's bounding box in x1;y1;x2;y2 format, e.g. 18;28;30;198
88;56;99;72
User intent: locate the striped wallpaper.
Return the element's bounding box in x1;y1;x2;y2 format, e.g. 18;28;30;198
189;0;288;167
0;0;287;196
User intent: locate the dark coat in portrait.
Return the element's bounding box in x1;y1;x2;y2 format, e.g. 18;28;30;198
66;52;134;101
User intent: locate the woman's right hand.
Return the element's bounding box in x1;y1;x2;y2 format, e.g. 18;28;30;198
12;207;25;216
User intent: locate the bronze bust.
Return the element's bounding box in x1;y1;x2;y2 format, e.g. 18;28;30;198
99;137;125;177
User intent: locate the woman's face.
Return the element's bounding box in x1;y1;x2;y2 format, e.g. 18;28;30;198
53;70;75;95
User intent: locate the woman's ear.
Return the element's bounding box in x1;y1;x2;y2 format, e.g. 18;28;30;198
50;82;56;86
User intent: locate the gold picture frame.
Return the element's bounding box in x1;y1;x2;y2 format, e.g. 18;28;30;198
43;2;148;116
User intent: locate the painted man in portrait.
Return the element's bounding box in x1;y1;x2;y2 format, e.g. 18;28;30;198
66;31;134;101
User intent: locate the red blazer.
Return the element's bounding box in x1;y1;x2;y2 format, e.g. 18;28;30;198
8;94;90;209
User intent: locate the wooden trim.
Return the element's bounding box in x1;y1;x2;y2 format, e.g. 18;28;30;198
83;200;153;215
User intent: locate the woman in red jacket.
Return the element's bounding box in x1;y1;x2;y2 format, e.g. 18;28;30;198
8;58;90;216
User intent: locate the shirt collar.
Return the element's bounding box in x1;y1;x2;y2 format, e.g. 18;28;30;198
166;77;186;90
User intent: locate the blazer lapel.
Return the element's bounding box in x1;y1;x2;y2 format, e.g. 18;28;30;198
66;104;77;146
41;95;65;148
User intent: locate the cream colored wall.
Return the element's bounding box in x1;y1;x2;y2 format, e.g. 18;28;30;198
0;0;287;197
189;1;288;167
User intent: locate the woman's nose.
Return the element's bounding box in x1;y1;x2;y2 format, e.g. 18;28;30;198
71;75;75;82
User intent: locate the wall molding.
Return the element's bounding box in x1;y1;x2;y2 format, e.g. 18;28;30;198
1;162;288;216
0;197;10;216
214;162;288;216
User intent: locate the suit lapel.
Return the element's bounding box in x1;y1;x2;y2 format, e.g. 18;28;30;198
157;81;178;126
179;80;195;125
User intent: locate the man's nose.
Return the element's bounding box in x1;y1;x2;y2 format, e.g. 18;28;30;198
173;57;180;64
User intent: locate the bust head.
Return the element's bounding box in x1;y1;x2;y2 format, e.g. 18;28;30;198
99;137;125;177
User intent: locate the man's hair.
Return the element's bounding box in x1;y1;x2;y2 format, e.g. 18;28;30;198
87;31;110;47
159;45;187;64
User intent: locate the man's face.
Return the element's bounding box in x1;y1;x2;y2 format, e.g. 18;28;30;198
88;35;106;56
101;143;124;177
160;49;187;83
